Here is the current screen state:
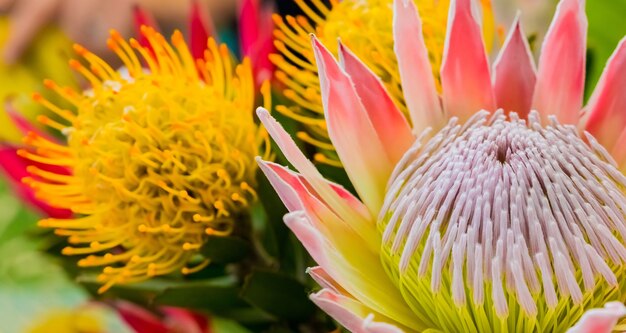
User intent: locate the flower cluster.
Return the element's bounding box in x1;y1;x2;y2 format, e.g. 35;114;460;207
2;0;626;332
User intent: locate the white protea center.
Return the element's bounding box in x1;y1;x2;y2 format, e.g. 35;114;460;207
378;110;626;331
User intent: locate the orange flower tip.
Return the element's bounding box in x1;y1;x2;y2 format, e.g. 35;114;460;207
61;247;74;255
313;153;326;163
31;92;43;102
43;78;56;89
25;165;37;173
181;267;191;274
274;40;286;50
205;228;215;235
219;44;229;56
171;30;184;44
284;90;296;99
103;266;115;274
271;13;282;24
38;219;51;227
275;71;287;80
147;264;157;277
129;38;141;49
68;59;82;70
182;242;199;251
109;29;123;40
261;80;272;95
130;255;141;263
268;54;283;63
296;131;307;140
16;149;28;157
296;16;309;26
73;44;88;55
137;224;148;232
90;241;101;249
274;30;286;39
106;39;117;51
286;15;298;25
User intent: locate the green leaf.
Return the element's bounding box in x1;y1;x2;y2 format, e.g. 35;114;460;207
200;235;251;264
211;316;254;333
585;0;626;98
154;279;247;311
240;270;316;322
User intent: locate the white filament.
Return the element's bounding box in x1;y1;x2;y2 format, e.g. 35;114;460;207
380;110;626;317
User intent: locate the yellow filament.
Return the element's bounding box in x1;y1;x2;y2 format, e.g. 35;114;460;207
23;28;271;293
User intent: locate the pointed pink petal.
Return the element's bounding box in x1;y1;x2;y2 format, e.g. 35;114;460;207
310;289;406;333
0;146;72;218
312;37;394;213
566;302;626;333
5;102;59;144
283;212;418;328
132;5;159;51
257;158;370;219
338;43;414;163
239;0;275;84
256;108;374;232
609;127;626;169
307;266;348;295
492;15;537;117
532;0;586;124
393;0;444;133
161;307;207;333
189;0;214;60
239;0;259;57
253;4;276;83
584;37;626;152
256;158;377;252
115;301;169;333
441;0;495;122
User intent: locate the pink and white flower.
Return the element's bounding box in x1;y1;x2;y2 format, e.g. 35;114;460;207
256;0;626;331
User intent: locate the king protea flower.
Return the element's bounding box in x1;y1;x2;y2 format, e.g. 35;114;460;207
256;0;626;331
16;27;271;293
271;0;495;166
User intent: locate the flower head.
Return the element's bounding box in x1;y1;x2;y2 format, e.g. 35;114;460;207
19;27;271;293
271;0;495;166
257;0;626;331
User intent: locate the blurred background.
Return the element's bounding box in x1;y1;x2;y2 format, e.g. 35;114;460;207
0;0;625;332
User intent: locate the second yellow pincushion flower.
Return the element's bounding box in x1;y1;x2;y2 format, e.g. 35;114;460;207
17;27;271;293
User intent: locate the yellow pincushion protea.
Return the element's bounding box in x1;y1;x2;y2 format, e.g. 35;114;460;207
271;0;495;166
18;27;271;293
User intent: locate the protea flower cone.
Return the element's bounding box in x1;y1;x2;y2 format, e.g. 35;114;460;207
256;0;626;331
